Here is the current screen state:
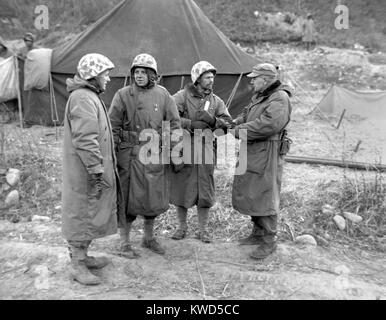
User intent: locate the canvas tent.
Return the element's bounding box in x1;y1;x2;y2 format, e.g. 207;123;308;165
24;0;259;126
317;85;386;118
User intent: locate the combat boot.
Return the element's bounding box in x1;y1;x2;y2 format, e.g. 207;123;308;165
249;236;277;260
69;246;102;285
238;224;264;245
118;225;140;259
84;255;110;269
142;238;165;255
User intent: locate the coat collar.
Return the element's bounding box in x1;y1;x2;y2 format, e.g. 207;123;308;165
185;83;212;99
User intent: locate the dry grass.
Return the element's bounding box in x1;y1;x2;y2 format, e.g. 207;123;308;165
0;124;62;222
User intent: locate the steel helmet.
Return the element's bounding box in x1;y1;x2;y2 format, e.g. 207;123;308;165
77;53;115;80
131;53;158;74
191;61;217;85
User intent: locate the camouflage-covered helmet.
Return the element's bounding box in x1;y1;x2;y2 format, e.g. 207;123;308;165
131;53;158;74
191;61;217;84
77;53;115;80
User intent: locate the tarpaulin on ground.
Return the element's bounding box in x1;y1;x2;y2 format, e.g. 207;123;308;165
0;56;18;103
318;85;386;118
24;48;53;90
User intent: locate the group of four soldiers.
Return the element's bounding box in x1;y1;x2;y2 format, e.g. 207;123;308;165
62;52;292;285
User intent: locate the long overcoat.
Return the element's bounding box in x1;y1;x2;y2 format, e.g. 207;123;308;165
108;84;180;225
62;75;118;241
170;84;232;208
232;81;292;216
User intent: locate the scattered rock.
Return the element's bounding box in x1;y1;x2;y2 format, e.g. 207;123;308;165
334;265;351;275
322;204;335;215
6;169;21;187
333;215;346;231
3;183;11;192
314;235;330;247
5;190;19;207
295;234;317;246
32;215;51;222
54;205;61;210
343;212;363;223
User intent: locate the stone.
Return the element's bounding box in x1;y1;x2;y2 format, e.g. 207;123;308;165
32;215;51;222
5;190;19;207
333;215;346;231
343;212;363;223
295;234;317;246
6;169;21;187
322;204;335;215
334;265;351;275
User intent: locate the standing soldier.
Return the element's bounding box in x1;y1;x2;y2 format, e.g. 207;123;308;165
109;53;180;257
231;63;292;259
62;53;118;285
170;61;232;243
302;13;316;50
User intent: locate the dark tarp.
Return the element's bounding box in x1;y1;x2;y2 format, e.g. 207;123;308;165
30;0;260;126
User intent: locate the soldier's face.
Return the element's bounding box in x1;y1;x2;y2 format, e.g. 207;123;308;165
97;70;110;91
24;40;33;49
198;72;214;90
251;75;266;93
134;68;149;87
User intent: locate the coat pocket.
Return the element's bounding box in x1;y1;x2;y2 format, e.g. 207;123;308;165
246;142;269;174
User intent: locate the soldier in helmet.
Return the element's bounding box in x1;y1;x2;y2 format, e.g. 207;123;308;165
18;32;35;60
231;63;292;260
109;53;181;256
62;53;118;285
170;61;232;243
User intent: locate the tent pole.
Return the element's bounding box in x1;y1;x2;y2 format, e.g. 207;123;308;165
225;73;243;109
14;55;23;129
335;109;346;129
180;76;185;90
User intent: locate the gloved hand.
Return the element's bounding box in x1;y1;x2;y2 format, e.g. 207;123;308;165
216;118;235;131
196;110;216;127
89;173;103;200
171;162;184;173
190;120;210;130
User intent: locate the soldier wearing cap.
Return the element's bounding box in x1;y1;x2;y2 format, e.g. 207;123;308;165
302;13;316;50
18;32;35;60
108;53;181;256
231;63;292;259
170;61;232;243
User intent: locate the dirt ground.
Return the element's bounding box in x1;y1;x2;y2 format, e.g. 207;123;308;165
0;218;385;300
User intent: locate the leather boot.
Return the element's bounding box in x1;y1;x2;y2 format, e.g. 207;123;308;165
68;245;101;285
84;255;110;269
118;224;140;259
142;218;165;255
238;224;264;245
172;207;188;240
249;236;277;260
197;207;211;243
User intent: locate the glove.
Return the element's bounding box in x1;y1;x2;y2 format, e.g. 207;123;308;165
196;110;216;127
190;120;210;130
172;162;184;173
89;173;103;200
216;118;235;131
